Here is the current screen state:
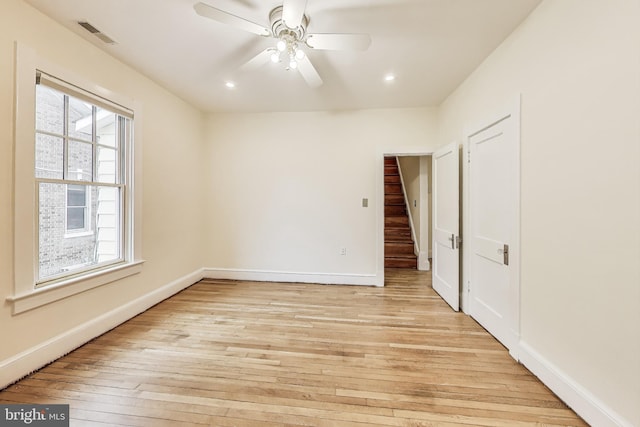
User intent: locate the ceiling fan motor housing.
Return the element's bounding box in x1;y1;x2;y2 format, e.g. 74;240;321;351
269;5;309;41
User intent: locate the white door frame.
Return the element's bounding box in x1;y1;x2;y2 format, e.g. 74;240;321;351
378;150;432;286
418;156;431;270
461;95;521;358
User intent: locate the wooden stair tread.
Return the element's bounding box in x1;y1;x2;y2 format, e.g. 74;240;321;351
385;257;417;268
385;243;415;256
384;184;403;194
385;200;405;205
385;208;407;216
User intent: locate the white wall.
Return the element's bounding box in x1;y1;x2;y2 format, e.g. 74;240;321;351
203;109;438;283
438;0;640;425
0;0;206;380
398;156;421;237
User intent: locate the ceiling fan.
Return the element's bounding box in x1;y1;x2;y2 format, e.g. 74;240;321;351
194;0;372;88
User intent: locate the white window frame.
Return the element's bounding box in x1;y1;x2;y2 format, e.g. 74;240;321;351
7;43;144;315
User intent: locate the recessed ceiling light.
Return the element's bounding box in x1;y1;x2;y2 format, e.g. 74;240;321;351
384;74;396;82
225;81;236;89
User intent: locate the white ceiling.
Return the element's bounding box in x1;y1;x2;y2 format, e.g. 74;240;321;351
24;0;541;113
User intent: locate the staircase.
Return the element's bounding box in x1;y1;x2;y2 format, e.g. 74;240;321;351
384;157;417;269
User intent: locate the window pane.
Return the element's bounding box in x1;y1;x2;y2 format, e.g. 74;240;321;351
68;96;93;141
67;184;87;207
35;85;64;135
96;147;117;184
66;207;85;230
38;182;88;279
96;109;117;148
67;140;93;181
96;186;121;264
38;183;122;281
35;134;63;179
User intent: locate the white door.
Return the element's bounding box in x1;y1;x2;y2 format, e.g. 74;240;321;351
432;141;460;311
468;111;519;352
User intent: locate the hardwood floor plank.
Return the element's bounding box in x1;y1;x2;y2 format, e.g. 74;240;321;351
0;269;587;426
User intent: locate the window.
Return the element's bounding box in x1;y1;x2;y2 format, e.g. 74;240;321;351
66;184;89;232
34;73;131;283
9;44;143;314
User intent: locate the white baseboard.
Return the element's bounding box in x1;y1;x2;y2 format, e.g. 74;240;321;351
519;341;633;427
418;251;430;271
203;267;380;287
0;268;203;390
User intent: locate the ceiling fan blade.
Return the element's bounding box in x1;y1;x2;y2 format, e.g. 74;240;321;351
194;2;270;36
297;56;323;88
306;33;372;51
240;48;274;72
282;0;308;29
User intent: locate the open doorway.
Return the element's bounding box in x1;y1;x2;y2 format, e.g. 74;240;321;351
383;155;432;271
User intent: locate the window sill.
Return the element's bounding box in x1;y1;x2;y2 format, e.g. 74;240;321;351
7;260;145;315
63;230;93;239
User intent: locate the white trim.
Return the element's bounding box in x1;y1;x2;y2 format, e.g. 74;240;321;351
0;268;203;390
519;341;634;427
376;155;385;287
379;150;433;285
204;268;379;287
417;251;430;270
63;230;93;239
418;156;431;271
461;140;470;314
511;95;522;360
13;42;38;296
7;261;145;314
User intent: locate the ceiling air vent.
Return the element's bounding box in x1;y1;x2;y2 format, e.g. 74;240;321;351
77;21;116;44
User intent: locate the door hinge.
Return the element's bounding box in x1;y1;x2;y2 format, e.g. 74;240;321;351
456;236;462;248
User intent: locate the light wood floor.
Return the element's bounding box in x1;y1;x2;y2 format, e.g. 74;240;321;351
1;269;586;426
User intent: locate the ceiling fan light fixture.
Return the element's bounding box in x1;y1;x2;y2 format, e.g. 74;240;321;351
289;59;298;69
295;49;305;60
271;52;281;63
277;40;287;52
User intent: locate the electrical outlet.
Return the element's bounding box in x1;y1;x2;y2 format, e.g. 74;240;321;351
340;247;347;256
